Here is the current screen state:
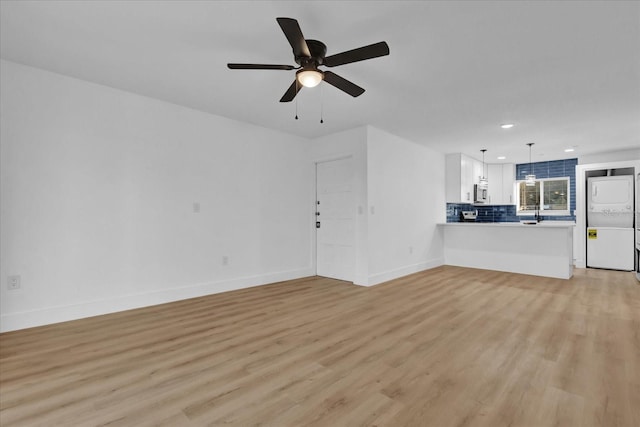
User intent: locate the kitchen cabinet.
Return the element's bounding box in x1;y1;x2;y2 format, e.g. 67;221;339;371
446;153;483;203
474;159;485;187
486;163;515;205
502;163;516;204
487;164;502;204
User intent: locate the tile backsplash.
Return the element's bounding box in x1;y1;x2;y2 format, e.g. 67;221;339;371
447;203;520;223
446;203;576;223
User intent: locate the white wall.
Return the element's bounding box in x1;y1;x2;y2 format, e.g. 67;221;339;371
366;127;445;285
310;127;369;285
310;126;446;286
0;60;314;332
579;148;640;164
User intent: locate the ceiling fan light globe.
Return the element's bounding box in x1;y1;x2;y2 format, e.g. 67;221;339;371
297;70;323;87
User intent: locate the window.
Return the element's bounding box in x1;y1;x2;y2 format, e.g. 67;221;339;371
516;177;570;216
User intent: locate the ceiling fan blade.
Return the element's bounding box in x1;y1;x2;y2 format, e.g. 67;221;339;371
323;41;390;67
323;71;365;97
228;63;296;70
279;80;302;102
276;17;311;58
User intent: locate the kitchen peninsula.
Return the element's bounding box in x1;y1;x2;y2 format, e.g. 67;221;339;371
438;222;574;279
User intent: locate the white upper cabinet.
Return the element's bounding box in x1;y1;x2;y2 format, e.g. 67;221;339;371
502;163;515;205
474;159;485;186
446;154;468;203
487;164;502;204
446;153;484;203
486;163;515;205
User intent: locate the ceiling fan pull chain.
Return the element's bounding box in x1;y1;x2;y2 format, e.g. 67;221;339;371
320;82;324;124
295;79;299;120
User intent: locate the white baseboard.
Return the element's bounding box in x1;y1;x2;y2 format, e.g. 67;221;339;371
0;267;314;333
364;257;444;287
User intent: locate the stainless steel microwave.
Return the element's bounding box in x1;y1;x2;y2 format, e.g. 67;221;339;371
474;184;488;204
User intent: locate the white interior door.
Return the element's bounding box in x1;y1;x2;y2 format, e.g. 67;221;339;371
316;157;355;282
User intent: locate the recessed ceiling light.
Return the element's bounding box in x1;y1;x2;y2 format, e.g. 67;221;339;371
564;148;575;152
497;156;506;160
500;124;514;129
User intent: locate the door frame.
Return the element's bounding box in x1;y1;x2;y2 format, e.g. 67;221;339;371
575;159;639;269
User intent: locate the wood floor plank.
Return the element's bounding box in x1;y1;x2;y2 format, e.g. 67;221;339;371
1;266;639;426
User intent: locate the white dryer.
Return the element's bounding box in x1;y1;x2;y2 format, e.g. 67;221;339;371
587;175;634;228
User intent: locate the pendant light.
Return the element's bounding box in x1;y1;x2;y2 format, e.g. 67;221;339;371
479;149;488;187
525;142;536;186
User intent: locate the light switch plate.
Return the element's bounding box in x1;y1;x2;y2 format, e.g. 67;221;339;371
7;275;21;290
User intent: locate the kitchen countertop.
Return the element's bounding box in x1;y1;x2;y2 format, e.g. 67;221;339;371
438;222;575;228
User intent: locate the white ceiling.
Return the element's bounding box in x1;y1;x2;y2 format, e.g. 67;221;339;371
1;0;639;164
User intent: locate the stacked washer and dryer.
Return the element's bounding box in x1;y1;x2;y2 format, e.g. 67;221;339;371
586;174;635;271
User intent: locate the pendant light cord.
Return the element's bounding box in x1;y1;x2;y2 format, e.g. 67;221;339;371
480;149;487;185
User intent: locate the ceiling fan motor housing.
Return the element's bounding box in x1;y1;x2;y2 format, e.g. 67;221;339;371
296;39;327;67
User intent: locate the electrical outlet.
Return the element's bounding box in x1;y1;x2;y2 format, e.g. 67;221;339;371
409;246;413;254
222;256;229;266
7;275;21;291
193;202;200;213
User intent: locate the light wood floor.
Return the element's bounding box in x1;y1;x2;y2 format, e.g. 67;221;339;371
1;266;639;426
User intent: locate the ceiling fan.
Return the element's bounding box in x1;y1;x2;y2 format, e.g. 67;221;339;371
227;17;390;102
